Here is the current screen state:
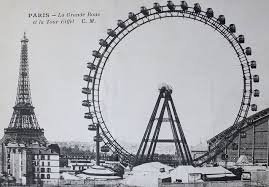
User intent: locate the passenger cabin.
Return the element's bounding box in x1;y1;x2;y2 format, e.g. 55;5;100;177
117;20;126;28
101;145;110;152
88;124;97;131
82;100;91;107
128;12;137;22
206;8;214;18
94;135;103;142
251;104;257;111
253;75;259;83
140;6;149;16
82;87;91;94
83;75;92;82
92;50;102;58
167;1;175;10
153;2;162;12
238;35;245;43
250;61;256;69
107;29;116;37
217;15;225;25
99;39;108;47
180;1;188;11
84;112;93;119
194;3;201;13
229;24;236;33
245;47;252;55
87;63;96;70
254;89;260;97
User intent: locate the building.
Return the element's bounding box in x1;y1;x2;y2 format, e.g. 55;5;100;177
68;157;93;171
29;148;60;184
209;108;269;164
1;142;60;185
60;154;93;172
4;143;27;184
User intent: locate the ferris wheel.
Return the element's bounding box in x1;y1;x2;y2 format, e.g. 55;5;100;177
82;1;259;166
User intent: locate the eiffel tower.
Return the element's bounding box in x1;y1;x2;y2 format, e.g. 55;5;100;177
0;33;47;146
134;85;193;166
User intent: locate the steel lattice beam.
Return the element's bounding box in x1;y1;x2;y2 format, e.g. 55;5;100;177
1;33;47;146
134;86;192;166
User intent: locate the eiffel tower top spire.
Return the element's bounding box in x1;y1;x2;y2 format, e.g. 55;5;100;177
1;33;47;145
15;32;32;106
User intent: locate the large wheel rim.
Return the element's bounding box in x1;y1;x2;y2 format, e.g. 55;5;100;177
82;2;258;165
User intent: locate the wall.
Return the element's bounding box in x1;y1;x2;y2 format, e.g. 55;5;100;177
33;154;60;182
214;118;269;164
0;143;6;174
7;145;27;184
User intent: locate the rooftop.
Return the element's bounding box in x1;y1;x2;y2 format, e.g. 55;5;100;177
30;148;59;155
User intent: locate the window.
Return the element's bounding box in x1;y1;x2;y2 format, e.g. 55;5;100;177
48;162;50;166
41;174;45;179
36;167;39;172
36;174;39;179
47;155;50;160
41;168;45;173
41;155;45;160
47;168;51;173
42;162;44;166
47;174;50;179
221;153;228;160
241;132;247;138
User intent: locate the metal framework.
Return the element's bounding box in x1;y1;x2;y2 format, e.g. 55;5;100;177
82;1;259;166
209;108;269;163
134;85;193;166
1;33;47;145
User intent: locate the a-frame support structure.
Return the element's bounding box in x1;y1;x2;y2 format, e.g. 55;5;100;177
134;85;193;166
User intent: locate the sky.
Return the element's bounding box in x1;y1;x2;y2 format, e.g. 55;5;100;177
0;0;269;148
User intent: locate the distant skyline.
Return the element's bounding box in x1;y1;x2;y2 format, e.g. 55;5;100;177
0;0;269;147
